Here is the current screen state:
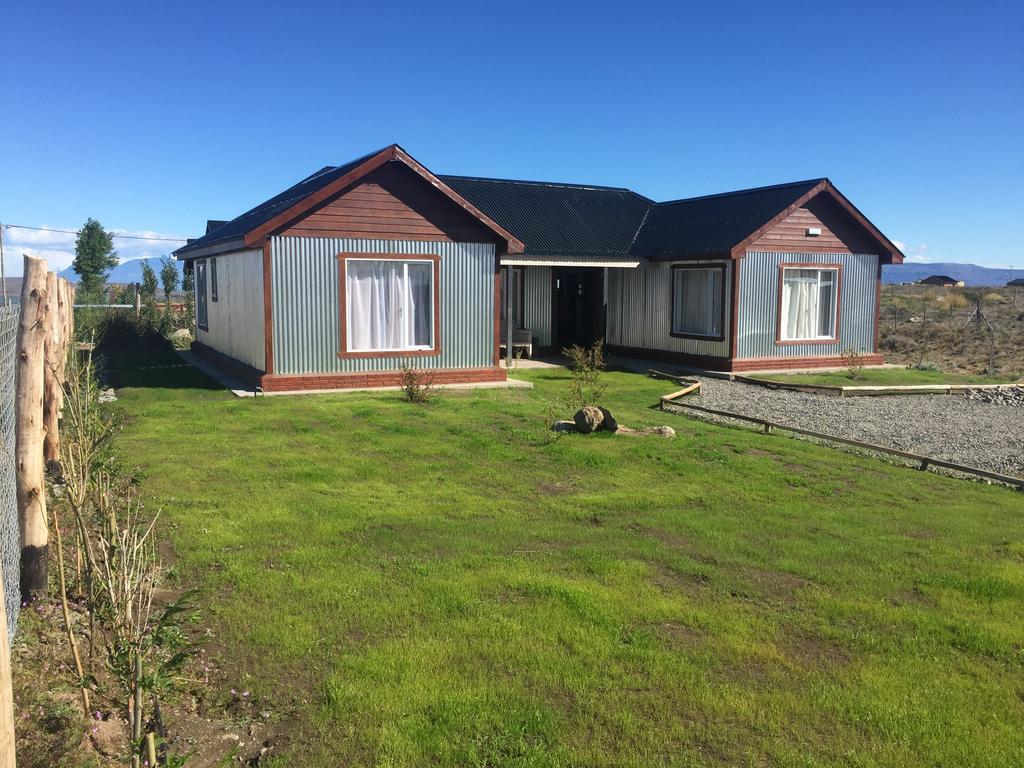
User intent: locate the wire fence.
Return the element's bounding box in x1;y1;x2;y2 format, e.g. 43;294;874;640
0;303;19;642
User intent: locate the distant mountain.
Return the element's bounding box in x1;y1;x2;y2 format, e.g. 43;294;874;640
882;262;1021;287
60;257;184;286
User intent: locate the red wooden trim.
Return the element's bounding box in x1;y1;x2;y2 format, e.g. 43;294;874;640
262;242;274;374
243;145;525;253
604;343;884;372
873;262;882;353
192;341;506;391
730;181;902;263
336;253;442;360
774;262;844;347
730;353;884;372
729;259;740;359
392;147;525;254
261;366;506;392
493;258;502;366
668;263;727;342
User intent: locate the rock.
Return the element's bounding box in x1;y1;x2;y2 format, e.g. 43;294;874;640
597;407;618;432
90;717;127;757
170;328;192;340
573;406;604;434
97;388;117;403
551;420;577;433
650;426;676;438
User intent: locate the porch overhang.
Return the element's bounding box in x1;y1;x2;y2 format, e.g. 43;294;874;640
499;255;640;268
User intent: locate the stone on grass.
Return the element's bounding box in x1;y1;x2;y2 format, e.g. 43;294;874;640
597;407;618;432
551;420;577;433
573;405;604;434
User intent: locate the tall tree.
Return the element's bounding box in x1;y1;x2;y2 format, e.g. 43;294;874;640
72;219;118;294
159;256;178;301
139;261;159;327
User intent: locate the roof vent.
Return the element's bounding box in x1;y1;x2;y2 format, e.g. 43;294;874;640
806;227;822;237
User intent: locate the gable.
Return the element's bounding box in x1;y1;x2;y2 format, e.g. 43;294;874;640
280;162;500;244
748;192;883;255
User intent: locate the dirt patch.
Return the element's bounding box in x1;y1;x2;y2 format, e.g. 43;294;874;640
537;478;579;496
730;568;812;608
657;621;706;649
779;632;850;669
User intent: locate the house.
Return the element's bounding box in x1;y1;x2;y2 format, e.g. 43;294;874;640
918;275;964;288
1007;278;1024;288
174;144;901;391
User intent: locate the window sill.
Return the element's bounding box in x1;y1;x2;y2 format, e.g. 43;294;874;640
670;331;725;341
337;347;442;360
775;337;839;346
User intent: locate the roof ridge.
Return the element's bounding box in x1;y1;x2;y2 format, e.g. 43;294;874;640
440;173;649;198
656;178;827;207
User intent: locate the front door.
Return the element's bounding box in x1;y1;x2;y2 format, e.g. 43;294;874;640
553;269;603;349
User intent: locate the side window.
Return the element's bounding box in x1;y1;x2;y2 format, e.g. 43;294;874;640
196;259;209;331
210;257;218;302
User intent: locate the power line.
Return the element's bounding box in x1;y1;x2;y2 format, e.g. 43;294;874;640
2;223;187;242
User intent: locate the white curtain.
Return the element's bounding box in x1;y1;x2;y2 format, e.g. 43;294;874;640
346;260;432;351
781;270;819;340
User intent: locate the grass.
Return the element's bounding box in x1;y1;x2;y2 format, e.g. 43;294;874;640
108;347;1024;767
747;367;1020;388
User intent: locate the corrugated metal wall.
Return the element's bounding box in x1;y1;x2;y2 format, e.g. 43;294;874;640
196;249;266;370
271;236;495;374
523;266;552;347
605;260;731;357
737;251;878;359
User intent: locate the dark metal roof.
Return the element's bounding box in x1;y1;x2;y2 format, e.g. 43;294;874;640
175;149;386;256
630;179;825;257
205;219;228;235
175;144;865;262
438;175;652;256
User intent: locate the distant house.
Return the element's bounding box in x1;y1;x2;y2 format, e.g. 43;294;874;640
1007;278;1024;288
173;143;902;391
918;275;964;288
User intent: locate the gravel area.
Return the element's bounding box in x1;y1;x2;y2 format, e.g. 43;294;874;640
677;379;1024;480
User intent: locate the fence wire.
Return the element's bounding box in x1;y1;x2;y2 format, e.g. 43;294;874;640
0;303;19;642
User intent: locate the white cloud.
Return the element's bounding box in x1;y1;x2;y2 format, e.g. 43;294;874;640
1;225;187;277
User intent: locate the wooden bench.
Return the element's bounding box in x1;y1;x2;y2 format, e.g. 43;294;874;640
499;328;533;359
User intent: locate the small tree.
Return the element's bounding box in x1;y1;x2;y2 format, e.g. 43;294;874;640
159;256;178;301
158;256;178;334
562;340;607;409
139;261;159;328
72;218;118;296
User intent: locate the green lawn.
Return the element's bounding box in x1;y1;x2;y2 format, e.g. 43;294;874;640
110;350;1024;767
747;367;1019;388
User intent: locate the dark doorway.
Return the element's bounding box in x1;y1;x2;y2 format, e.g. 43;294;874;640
553;269;603;349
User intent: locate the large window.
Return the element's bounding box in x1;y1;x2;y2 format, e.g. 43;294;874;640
342;257;438;355
671;265;725;339
195;259;208;331
778;266;840;342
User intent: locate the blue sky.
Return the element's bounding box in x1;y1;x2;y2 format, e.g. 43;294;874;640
1;0;1022;275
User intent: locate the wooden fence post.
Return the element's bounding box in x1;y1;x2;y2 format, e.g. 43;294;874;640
134;284;141;320
16;254;49;601
0;561;15;768
43;271;62;473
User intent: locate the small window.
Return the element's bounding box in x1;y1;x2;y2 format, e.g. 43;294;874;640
779;267;839;341
671;265;724;339
343;258;437;354
195;259;209;331
210;257;218;302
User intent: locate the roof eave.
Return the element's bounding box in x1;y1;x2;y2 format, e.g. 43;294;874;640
174;238;249;260
238;144;526;254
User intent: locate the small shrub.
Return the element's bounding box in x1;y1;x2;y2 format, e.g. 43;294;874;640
399;365;436;403
937;293;969;308
841;347;866;380
984;292;1007;304
914;360;941;372
562;340;606;409
880;333;915;353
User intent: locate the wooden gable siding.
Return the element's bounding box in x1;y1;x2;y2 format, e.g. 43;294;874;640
749;193;881;255
281;162;498;243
